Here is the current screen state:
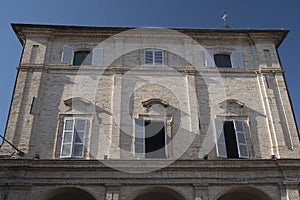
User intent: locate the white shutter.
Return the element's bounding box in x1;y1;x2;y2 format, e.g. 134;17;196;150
231;51;244;68
92;48;103;65
154;50;164;65
60;118;75;158
233;120;249;158
214;119;227;158
204;50;216;67
60;118;87;158
144;50;153;65
134;118;145;157
61;45;74;65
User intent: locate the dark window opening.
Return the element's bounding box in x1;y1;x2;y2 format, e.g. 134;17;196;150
223;121;239;158
214;54;232;68
145;120;166;158
73;51;91;66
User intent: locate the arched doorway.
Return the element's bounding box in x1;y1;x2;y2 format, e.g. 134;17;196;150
218;187;272;200
130;187;186;200
43;187;96;200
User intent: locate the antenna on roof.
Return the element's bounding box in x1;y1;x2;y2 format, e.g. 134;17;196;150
221;11;230;29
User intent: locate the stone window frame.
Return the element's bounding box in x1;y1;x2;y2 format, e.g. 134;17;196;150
56;114;92;159
132;114;172;159
205;49;244;68
61;44;103;66
144;49;164;66
214;115;250;159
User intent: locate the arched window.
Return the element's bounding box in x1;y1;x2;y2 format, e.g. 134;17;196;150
214;54;232;68
73;51;92;66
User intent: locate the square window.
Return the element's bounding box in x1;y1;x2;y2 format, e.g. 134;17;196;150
144;49;164;66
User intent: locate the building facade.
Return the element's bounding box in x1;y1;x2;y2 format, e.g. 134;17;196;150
0;23;299;200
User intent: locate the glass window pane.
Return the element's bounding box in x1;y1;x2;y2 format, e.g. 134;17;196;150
235;121;244;131
214;54;232;68
135;138;144;144
217;144;227;157
73;144;84;157
237;132;246;144
214;55;222;67
63;131;73;143
61;144;71;157
75;119;86;131
239;145;248;157
74;51;91;66
74;131;84;143
223;55;232;68
135;143;144;154
218;131;225;143
65;120;74;130
82;52;92;65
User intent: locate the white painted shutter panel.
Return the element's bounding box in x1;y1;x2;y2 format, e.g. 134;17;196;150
134;118;145;157
92;48;103;65
145;50;153;65
60;118;75;158
204;50;216;67
231;51;244;68
233;120;249;158
61;45;74;64
154;50;164;65
214;119;227;158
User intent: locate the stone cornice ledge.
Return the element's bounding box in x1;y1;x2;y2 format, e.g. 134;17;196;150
0;159;299;171
17;64;285;76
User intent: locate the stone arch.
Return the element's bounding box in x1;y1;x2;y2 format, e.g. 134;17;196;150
41;187;97;200
128;186;187;200
216;186;272;200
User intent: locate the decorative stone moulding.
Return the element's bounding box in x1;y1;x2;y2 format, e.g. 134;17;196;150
64;97;92;107
218;99;245;109
142;98;169;112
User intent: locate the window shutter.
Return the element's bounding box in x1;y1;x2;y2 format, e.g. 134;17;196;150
92;48;103;65
60;118;75;158
214;119;227;158
233;120;249;158
73;119;87;157
61;45;74;65
145;50;153;65
231;51;244;68
134;118;145;157
60;118;87;158
154;51;164;65
204;50;216;67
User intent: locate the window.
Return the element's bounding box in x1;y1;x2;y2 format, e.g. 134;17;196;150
73;51;92;66
61;45;103;65
214;54;232;68
144;49;164;65
214;119;249;158
134;118;167;158
60;118;88;158
205;50;244;68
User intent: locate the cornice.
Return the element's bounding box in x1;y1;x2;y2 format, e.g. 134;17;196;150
17;64;285;77
11;23;288;48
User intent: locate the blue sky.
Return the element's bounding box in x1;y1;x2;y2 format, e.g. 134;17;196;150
0;0;299;140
